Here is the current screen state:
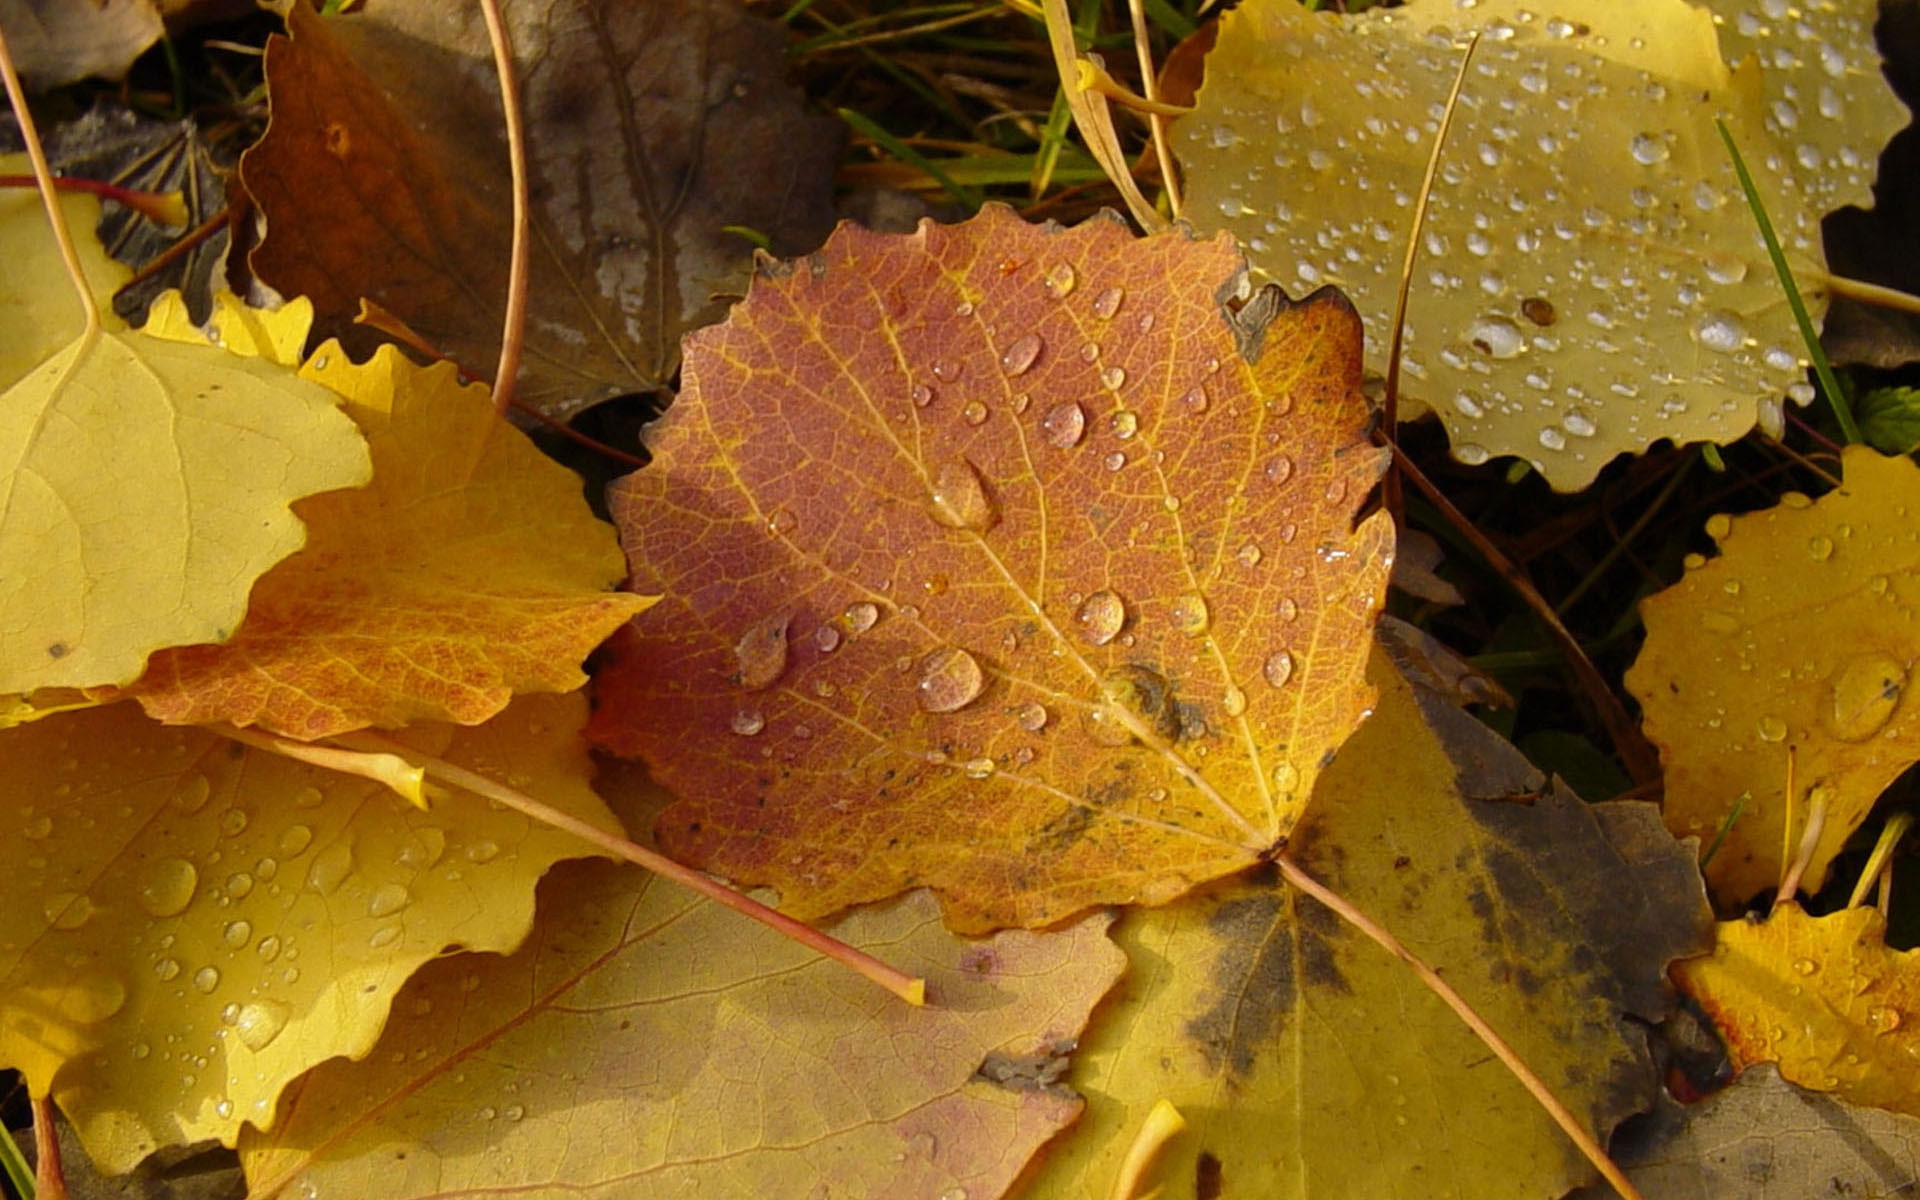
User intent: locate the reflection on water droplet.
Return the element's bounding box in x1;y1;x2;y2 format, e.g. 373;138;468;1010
1181;385;1209;414
236;1001;291;1051
1756;715;1788;743
733;612;792;691
1694;310;1747;352
1015;702;1049;732
1466;315;1525;359
1109;410;1138;440
928;458;997;532
223;920;252;949
1100;365;1127;391
1822;654;1906;742
1272;762;1301;795
963;757;996;779
1042;400;1086;448
1075;590;1127;646
278;824;314;857
193;966;222;994
1807;535;1835;561
1868;1005;1903;1033
917;647;986;713
1091;286;1124;318
1237;543;1263;568
138;858;199;917
1169;593;1211;636
1001;333;1043;377
1265;455;1293;485
1222;686;1248;717
174;775;212;814
308;840;354;894
844;602;880;634
44;892;94;930
1045;263;1077;297
1263;650;1295;689
731;710;765;736
367;884;412;918
1791;957;1819;976
961;401;989;426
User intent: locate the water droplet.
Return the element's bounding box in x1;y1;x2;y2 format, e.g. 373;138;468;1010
1694;310;1747;352
733;612;791;690
1104;451;1127;472
1044;263;1077;297
1807;535;1835;561
193;966;222;994
1466;315;1525;359
256;935;282;961
1086;666;1176;745
226;871;254;899
1041;400;1087;448
1756;715;1788;743
1539;426;1568;452
154;956;181;981
767;508;798;537
174;774;212;814
1169;593;1211;636
1001;333;1043;377
235;1001;290;1052
931;359;962;382
1277;597;1300;622
1237;543;1263;568
1262;650;1295;689
1791;957;1819;976
1109;410;1138;440
1222;686;1248;717
308;840;354;895
222;920;252;949
1272;761;1301;795
277;824;314;857
910;383;934;408
961;400;989;426
1075;590;1127;646
928;458;997;532
1180;385;1209;414
293;785;324;808
219;808;250;837
916;647;986;713
1868;1006;1903;1033
1822;654;1906;742
731;709;766;736
1629;132;1669;165
1091;286;1124;318
44;892;94;930
138;858;199;917
815;625;842;653
1100;365;1127;390
61;973;127;1025
1265;455;1294;485
1561;410;1597;438
366;884;412;918
369;925;401;949
962;757;997;779
1015;702;1049;732
844;602;881;634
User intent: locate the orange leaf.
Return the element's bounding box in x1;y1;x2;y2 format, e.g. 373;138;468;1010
109;343;650;738
589;207;1392;931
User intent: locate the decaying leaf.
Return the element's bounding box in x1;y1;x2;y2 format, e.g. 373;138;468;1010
0;693;622;1172
1626;447;1920;906
589;205;1393;931
0;166;371;693
0;0;163;90
1019;640;1714;1198
108;342;652;739
1566;1064;1920;1200
239;867;1123;1200
1674;903;1920;1116
241;0;841;418
1177;0;1907;490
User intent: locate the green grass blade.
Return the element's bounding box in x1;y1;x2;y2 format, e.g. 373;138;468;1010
0;1120;32;1200
838;108;986;211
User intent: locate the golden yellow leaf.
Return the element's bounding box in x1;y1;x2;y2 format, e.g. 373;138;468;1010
1020;641;1712;1198
1675;904;1920;1116
241;868;1123;1200
0;171;371;692
1627;447;1920;905
0;159;132;387
0;693;622;1171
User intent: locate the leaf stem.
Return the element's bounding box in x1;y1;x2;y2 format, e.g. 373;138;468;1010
1122;0;1182;219
342;732;928;1006
476;0;530;418
1818;270;1920;317
1272;852;1647;1200
30;1096;64;1200
0;175;187;225
0;22;101;341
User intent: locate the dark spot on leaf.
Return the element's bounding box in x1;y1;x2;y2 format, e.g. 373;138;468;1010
1195;1151;1223;1200
1521;297;1557;326
972;1036;1078;1097
46;643;67;659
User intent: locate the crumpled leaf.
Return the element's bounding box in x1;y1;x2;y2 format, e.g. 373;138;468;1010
239;866;1124;1200
1626;447;1920;905
589;205;1393;932
0;166;371;693
0;692;622;1172
241;0;841;419
1177;0;1908;490
1674;903;1920;1117
106;341;652;739
1019;640;1714;1198
1566;1064;1920;1200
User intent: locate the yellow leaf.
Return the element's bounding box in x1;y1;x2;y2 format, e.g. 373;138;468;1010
0;165;371;691
1627;447;1920;904
240;871;1124;1199
1675;904;1920;1116
0;693;623;1171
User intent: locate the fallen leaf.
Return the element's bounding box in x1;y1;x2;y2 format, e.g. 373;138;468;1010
0;0;162;90
1856;384;1920;455
239;866;1123;1200
108;341;652;739
0;154;134;384
1176;0;1907;490
1626;447;1920;905
1674;902;1920;1116
240;0;841;418
589;205;1393;931
1;170;371;693
1565;1064;1920;1200
0;692;622;1172
1019;640;1714;1198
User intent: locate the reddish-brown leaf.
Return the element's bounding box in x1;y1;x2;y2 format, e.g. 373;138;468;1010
589;207;1391;931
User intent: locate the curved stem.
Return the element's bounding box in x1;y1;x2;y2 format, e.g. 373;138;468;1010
477;0;530;417
0;22;100;342
1818;270;1920;317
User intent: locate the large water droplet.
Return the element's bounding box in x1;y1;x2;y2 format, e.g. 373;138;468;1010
1262;650;1295;689
1042;400;1087;448
1466;315;1525;359
61;973;127;1025
1822;654;1906;742
1265;455;1294;486
236;1000;291;1052
308;839;354;895
844;602;881;634
1075;590;1127;646
174;774;212;814
1694;310;1747;352
917;647;986;713
1091;286;1124;319
1629;132;1670;165
1001;333;1043;377
928;458;997;532
1756;714;1789;743
138;858;199;917
1169;593;1211;637
1868;1005;1904;1033
733;612;792;691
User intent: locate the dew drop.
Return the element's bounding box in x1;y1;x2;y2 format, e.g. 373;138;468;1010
366;884;412;918
910;383;934;408
174;774;212;814
1822;654;1906;742
1222;686;1248;717
931;359;962;383
1628;132;1669;164
369;925;401;949
193;966;222;994
1694;310;1747;352
1103;451;1127;472
1806;535;1835;561
1044;262;1077;297
44;892;94;930
1868;1006;1903;1033
844;602;881;634
1265;455;1294;486
138;858;199;917
236;1001;291;1052
1704;255;1749;285
1042;400;1087;448
1539;426;1568;451
1100;365;1127;391
916;647;986;713
767;508;798;536
733;613;791;691
1091;286;1124;318
1262;650;1295;689
22;814;52;839
226;871;254;899
731;710;766;736
62;973;127;1024
307;839;354;895
1015;702;1050;732
1466;315;1526;359
1272;761;1301;795
154;957;181;981
278;824;314;857
1000;333;1043;377
1180;385;1209;414
815;625;842;653
1169;593;1211;636
1075;590;1128;646
1109;410;1138;439
1237;543;1263;568
222;920;252;950
928;458;998;531
1791;957;1819;977
1756;714;1789;743
961;400;989;426
1278;597;1300;622
962;757;997;779
293;785;325;808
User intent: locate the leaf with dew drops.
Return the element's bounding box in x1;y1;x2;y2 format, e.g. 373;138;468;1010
1176;0;1908;491
1626;448;1920;907
588;205;1392;932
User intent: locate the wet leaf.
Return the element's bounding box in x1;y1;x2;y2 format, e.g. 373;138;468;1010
0;693;621;1172
1675;903;1920;1117
241;0;841;419
589;206;1392;931
1177;0;1907;490
239;867;1123;1200
1020;640;1713;1198
1;164;371;692
1626;447;1920;905
105;341;651;739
